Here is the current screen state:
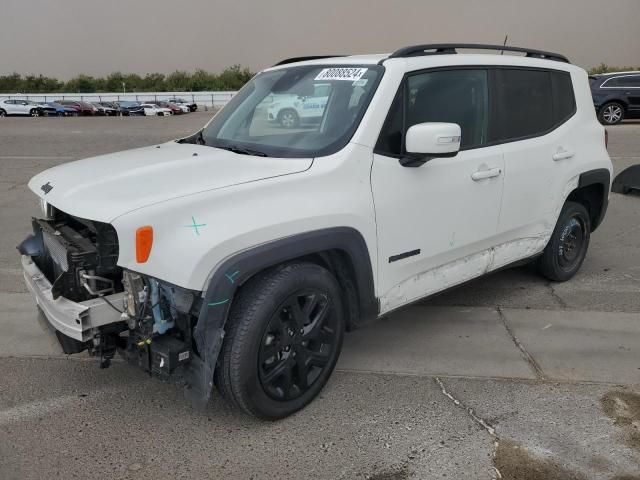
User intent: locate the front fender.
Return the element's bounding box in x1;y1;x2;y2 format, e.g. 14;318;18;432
184;226;377;407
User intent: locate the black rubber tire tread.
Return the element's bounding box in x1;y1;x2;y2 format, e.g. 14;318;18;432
214;262;344;419
538;201;591;282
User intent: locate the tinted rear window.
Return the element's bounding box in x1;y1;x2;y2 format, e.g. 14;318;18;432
492;68;575;142
494;69;553;140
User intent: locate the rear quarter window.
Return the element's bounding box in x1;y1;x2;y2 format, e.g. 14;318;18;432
492;68;575;143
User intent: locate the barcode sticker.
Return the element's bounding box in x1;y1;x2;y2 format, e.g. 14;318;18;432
315;68;368;81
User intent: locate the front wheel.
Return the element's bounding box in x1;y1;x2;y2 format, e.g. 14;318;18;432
538;201;591;282
598;102;624;125
215;262;345;419
30;108;40;117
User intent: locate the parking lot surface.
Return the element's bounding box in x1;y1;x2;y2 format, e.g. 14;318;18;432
1;114;639;479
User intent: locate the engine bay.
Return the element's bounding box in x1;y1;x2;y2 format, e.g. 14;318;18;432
21;209;198;376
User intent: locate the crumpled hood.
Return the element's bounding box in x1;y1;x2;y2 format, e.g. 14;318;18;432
28;142;312;222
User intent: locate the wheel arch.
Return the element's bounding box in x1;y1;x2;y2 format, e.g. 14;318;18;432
599;98;629;112
566;168;610;232
184;227;378;405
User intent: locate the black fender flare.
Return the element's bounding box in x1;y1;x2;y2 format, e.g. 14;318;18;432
184;226;377;406
574;168;611;231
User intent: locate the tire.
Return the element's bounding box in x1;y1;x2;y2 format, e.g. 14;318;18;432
278;108;299;128
0;109;6;117
598;102;625;125
215;262;345;419
538;201;591;282
30;108;40;117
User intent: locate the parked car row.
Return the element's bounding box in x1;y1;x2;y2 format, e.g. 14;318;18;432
0;97;198;117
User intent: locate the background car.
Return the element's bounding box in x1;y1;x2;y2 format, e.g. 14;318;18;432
55;100;96;116
97;101;128;116
146;100;183;115
114;101;145;116
140;103;172;116
40;102;77;116
0;99;44;116
266;83;330;128
91;102;118;116
167;97;197;111
590;71;640;125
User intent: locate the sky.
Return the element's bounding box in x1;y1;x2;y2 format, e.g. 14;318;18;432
1;0;639;79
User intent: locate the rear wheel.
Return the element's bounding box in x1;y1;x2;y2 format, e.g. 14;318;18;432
0;109;6;117
538;201;591;282
215;262;344;419
278;109;299;128
598;102;624;125
30;108;40;117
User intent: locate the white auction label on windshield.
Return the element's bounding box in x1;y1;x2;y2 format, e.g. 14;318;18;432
315;67;368;81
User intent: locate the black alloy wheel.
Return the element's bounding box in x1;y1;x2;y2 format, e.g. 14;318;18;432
258;289;338;401
215;262;345;419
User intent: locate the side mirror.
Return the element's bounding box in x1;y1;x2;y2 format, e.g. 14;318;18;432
401;122;461;167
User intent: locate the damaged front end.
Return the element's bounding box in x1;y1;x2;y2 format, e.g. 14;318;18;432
18;208;201;381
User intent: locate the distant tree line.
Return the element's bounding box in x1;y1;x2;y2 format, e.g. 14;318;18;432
588;63;640;75
2;63;637;93
0;65;254;93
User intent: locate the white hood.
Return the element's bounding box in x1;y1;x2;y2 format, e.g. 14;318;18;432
28;142;312;222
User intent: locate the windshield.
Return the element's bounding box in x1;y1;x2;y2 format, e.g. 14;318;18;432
200;64;383;158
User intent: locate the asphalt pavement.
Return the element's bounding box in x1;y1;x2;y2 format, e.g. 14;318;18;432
1;113;639;479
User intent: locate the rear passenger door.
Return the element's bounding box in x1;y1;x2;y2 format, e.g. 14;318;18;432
492;68;578;268
623;75;640;115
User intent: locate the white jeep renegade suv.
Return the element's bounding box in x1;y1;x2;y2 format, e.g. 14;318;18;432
19;44;612;419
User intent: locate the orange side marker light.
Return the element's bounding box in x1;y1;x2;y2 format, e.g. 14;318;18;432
136;226;153;263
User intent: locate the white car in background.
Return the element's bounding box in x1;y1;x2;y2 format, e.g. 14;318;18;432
0;99;45;116
140;103;172;116
266;83;330;128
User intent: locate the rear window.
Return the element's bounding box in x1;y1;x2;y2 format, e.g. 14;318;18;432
492;68;575;142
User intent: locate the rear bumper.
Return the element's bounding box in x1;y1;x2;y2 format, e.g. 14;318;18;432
21;255;125;342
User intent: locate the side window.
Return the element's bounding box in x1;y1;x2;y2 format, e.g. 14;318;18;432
602;77;630;88
627;76;640;87
551;71;576;124
493;69;553;141
375;69;489;156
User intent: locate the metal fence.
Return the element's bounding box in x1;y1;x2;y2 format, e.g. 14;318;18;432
0;91;237;108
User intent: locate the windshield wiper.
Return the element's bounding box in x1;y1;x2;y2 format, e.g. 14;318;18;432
219;145;269;157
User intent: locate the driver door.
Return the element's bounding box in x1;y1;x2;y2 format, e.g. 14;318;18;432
371;68;504;313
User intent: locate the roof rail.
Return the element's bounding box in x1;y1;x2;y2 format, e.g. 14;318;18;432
273;55;346;66
386;44;570;63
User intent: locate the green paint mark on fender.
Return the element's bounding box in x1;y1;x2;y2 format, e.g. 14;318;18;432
185;216;207;236
208;299;229;307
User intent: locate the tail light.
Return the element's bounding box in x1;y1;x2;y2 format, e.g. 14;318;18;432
604;129;609;149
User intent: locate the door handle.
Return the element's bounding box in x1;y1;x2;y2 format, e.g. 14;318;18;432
552;149;575;161
471;167;502;181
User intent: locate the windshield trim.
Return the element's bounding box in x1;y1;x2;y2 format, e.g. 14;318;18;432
200;64;385;158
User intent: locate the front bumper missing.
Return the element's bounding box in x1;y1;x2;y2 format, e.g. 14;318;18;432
21;255;125;342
